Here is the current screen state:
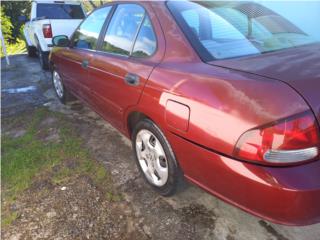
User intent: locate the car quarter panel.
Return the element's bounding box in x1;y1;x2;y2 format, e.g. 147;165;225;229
127;3;319;225
134;2;311;159
133;66;319;225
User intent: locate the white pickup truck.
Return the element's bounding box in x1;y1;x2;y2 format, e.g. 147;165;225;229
21;1;86;69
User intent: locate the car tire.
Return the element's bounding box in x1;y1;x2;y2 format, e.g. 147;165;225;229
52;69;75;104
132;119;183;196
26;45;37;57
37;45;49;70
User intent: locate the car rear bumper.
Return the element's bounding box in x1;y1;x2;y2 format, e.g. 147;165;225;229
168;132;320;226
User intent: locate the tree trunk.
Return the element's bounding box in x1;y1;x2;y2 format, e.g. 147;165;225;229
88;0;97;9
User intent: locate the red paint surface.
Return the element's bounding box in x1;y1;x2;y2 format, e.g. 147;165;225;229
165;100;190;132
50;1;320;225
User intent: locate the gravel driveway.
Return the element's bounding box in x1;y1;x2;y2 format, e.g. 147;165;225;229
1;54;320;240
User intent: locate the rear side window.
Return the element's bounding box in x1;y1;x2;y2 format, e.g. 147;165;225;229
132;16;157;57
181;10;200;36
73;6;111;50
101;4;145;56
36;4;85;19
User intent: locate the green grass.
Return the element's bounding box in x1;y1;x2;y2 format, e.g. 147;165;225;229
1;39;26;57
1;108;117;226
2;109;62;199
1;211;20;226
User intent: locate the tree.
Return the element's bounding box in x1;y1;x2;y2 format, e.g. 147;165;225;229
88;0;97;9
0;6;13;43
2;1;31;43
80;0;109;12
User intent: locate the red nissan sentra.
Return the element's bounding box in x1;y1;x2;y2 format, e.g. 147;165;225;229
49;1;320;225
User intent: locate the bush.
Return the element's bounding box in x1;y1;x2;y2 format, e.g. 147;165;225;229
2;1;31;43
1;6;13;43
1;39;26;57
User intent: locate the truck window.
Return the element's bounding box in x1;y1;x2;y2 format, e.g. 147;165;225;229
36;4;85;19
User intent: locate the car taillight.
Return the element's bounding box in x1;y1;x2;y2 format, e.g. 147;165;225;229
234;111;319;165
42;24;52;38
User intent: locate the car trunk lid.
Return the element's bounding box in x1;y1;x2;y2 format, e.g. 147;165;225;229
208;43;320;124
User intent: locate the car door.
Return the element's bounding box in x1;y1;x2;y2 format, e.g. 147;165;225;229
57;6;112;102
87;3;164;130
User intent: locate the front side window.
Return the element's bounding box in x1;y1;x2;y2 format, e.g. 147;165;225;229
73;6;111;50
168;1;318;60
102;4;145;56
37;4;85;19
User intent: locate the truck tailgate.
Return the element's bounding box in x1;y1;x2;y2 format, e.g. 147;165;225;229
49;19;82;38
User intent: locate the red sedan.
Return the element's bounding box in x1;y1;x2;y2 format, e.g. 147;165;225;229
49;1;320;226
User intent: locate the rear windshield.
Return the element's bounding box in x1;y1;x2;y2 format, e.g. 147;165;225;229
36;3;85;19
167;1;319;60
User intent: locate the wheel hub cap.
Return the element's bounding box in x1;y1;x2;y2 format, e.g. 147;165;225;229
136;129;169;187
53;71;64;98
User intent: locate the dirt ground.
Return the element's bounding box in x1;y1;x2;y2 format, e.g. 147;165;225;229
1;55;320;240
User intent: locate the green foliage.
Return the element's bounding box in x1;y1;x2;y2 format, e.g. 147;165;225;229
2;108;113;206
1;6;13;42
1;110;64;199
1;1;31;43
2;211;19;226
0;38;26;57
80;0;110;13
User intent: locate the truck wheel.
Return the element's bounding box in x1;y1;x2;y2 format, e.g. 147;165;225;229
27;45;37;57
37;45;49;70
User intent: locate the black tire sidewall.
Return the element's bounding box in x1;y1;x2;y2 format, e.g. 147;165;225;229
37;44;49;70
27;45;36;57
132;119;180;196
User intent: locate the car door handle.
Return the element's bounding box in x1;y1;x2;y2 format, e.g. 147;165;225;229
81;59;89;69
124;73;140;86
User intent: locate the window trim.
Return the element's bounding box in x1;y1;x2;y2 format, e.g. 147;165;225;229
130;13;158;59
129;11;147;56
166;1;213;62
70;4;116;51
95;3;118;52
96;2;158;60
69;1;159;60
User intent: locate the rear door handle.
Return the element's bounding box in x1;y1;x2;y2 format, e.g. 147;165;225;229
81;59;89;69
124;73;140;86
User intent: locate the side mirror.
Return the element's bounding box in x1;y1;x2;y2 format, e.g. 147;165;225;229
52;35;70;47
18;15;28;23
